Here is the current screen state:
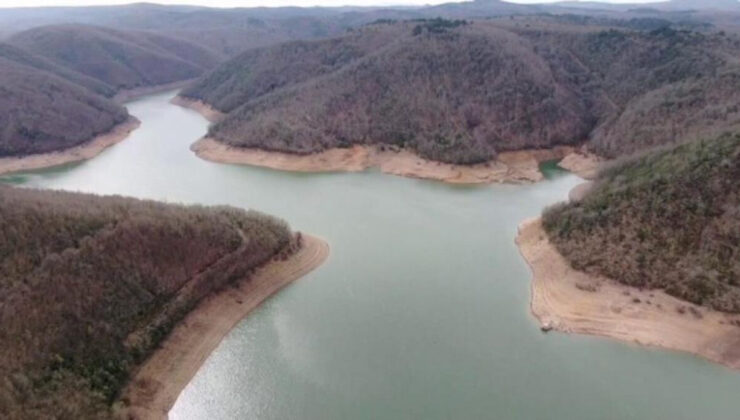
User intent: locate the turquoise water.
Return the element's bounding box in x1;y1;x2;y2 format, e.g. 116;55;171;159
5;91;740;420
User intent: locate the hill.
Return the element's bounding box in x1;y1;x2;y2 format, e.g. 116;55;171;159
543;134;740;312
184;18;740;164
0;43;115;97
180;24;409;114
0;4;358;57
9;24;222;92
0;186;295;419
0;56;128;157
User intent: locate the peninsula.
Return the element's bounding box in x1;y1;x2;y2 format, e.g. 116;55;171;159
0;186;327;419
518;134;740;369
178;17;738;181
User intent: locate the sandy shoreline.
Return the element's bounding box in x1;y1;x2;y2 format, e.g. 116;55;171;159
117;234;329;420
192;137;577;184
170;96;226;123
173;94;602;184
556;149;602;179
516;218;740;370
0;117;140;176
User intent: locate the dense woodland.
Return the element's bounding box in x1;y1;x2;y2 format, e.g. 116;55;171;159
8;25;222;93
0;23;225;159
0;54;128;157
4;1;740;159
544;135;740;312
184;18;740;164
0;186;294;419
3;1;740;417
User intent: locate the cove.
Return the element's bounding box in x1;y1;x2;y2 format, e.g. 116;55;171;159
4;91;740;420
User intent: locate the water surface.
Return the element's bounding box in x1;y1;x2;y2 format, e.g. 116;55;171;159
5;91;740;420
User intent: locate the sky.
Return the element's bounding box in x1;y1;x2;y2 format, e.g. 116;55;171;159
0;0;666;8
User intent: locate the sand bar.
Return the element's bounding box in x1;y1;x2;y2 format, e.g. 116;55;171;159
118;234;329;420
0;117;140;176
516;218;740;370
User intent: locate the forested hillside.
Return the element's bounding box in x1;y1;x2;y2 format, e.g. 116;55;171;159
185;18;740;164
0;3;356;57
0;56;128;157
543;135;740;312
180;24;409;114
0;186;294;419
9;24;222;92
515;23;740;157
0;43;115;97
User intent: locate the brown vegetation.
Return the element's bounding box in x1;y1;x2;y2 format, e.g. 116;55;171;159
9;24;222;93
0;55;128;157
543;134;740;312
191;21;594;165
0;186;293;419
184;18;740;164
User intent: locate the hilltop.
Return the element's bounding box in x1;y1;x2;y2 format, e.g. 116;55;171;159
543;134;740;312
0;186;301;419
9;24;222;93
0;43;115;97
182;18;740;165
0;54;129;158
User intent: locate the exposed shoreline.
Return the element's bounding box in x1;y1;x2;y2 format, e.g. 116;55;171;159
174;95;601;184
556;149;602;179
113;79;197;104
192;137;578;184
0;117;140;176
170;96;226;123
117;234;329;420
516;217;740;370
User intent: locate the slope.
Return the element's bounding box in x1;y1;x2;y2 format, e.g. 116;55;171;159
543;134;740;312
0;186;294;419
0;57;128;157
9;24;222;92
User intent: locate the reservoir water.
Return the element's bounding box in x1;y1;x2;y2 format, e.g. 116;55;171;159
4;91;740;420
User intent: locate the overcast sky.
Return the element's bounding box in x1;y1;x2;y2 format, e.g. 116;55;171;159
0;0;666;8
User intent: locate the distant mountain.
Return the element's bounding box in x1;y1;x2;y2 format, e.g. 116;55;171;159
544;134;740;312
555;0;740;12
0;42;115;97
2;1;740;58
0;55;128;157
0;3;360;57
184;18;740;163
180;24;410;114
9;25;222;92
